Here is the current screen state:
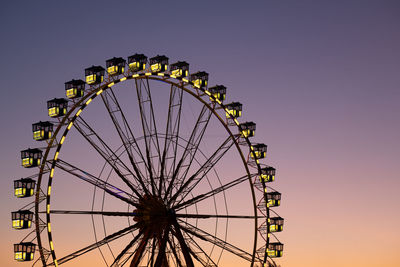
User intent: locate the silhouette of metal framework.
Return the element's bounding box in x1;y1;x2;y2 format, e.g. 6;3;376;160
11;54;284;266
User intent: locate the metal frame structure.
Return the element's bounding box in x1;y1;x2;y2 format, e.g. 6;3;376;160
11;54;284;266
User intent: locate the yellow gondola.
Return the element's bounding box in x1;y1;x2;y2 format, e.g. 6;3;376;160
12;210;33;230
266;191;281;207
128;53;147;72
225;102;242;118
259;167;275;183
250;143;267;159
14;243;36;262
32;121;53;141
47;98;68;118
239;122;256;138
190;71;208;88
65;79;85;99
150;55;168;73
14;178;35;198
21;148;42;168
269;217;284;232
85;65;105;85
170;61;189;77
106;57;126;75
266;242;283;258
208;85;226;102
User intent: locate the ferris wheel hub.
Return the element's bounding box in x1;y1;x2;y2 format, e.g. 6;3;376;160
133;195;174;235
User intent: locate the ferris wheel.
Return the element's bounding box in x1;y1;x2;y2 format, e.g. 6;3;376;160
11;54;284;267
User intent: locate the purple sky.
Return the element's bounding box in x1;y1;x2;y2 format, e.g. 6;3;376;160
1;1;399;266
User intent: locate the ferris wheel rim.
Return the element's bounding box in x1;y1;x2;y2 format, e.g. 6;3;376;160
33;73;264;266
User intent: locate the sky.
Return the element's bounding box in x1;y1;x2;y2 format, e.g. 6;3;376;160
0;0;399;266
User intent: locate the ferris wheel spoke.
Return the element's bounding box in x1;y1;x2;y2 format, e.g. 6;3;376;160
164;105;212;201
54;222;140;265
176;213;262;219
73;116;144;199
153;224;171;266
100;88;151;195
129;230;151;267
178;220;254;262
174;173;251;211
135;78;163;196
171;219;195;267
167;238;184;267
160;84;184;197
54;159;138;206
182;231;218;267
110;229;144;267
44;210;138;216
169;135;237;206
148;237;157;266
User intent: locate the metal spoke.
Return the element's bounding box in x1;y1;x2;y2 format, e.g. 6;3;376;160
154;224;171;267
174;173;252;211
159;84;183;197
101;88;150;195
44;210;138;216
149;237;157;267
73;116;144;199
176;214;263;219
50;222;139;265
167;238;184;267
183;232;218;267
129;230;151;267
186;248;207;267
171;219;195;267
110;229;144;267
54;159;138;206
135;78;162;195
164;105;212;201
178;220;254;262
169;135;237;206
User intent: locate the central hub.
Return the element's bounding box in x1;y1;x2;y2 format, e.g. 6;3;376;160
133;195;174;236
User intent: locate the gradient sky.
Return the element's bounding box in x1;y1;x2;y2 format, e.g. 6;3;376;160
1;1;399;266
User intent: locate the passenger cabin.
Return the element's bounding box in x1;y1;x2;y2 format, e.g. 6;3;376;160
170;61;189;78
190;71;209;88
106;57;126;75
267;242;283;258
32;121;53;141
12;210;33;230
14;178;35;198
128;54;147;72
65;79;85;99
47;98;68;118
85;65;105;85
150;55;168;73
208;85;226;102
14;242;36;262
266;191;281;207
225;102;242;118
270;217;284;232
239;122;256;138
259;167;276;183
21;148;42;168
251;143;267;159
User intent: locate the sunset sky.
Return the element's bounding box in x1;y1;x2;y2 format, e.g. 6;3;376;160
1;1;399;266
